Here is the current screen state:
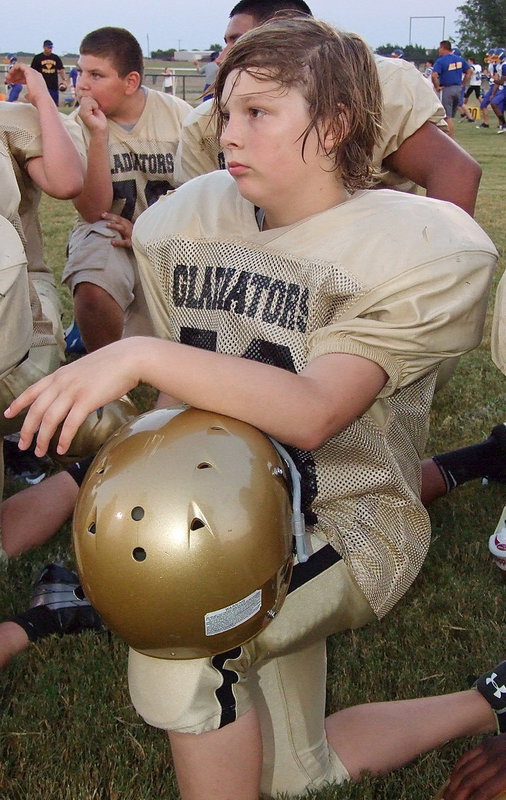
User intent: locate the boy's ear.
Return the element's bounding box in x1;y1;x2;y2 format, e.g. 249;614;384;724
322;105;350;150
124;71;142;95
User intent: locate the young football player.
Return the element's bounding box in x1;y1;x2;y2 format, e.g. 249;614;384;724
0;61;85;353
62;27;192;352
174;0;482;216
0;62;85;483
6;16;499;799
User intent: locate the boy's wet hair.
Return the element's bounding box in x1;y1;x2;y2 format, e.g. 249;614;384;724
229;0;312;22
214;15;382;192
80;27;144;79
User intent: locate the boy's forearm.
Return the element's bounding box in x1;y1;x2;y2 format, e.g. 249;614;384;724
73;130;113;221
134;338;384;451
26;95;84;198
8;337;385;458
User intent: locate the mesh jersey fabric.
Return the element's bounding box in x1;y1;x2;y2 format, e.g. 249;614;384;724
132;171;497;617
71;88;192;225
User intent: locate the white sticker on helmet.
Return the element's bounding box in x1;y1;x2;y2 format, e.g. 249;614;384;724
205;589;262;636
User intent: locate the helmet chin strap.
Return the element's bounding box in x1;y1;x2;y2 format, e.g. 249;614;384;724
268;439;312;564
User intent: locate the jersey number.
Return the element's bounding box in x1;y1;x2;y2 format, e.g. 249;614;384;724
180;327;318;521
113;179;174;220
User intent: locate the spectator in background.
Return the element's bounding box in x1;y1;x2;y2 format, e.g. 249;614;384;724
465;57;482;102
194;50;220;100
423;59;434;79
30;40;67;105
69;65;79;89
163;66;175;95
5;55;23;102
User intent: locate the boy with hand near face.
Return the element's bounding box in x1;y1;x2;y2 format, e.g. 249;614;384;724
63;27;191;352
7;16;498;800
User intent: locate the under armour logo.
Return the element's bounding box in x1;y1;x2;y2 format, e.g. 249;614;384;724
486;673;506;699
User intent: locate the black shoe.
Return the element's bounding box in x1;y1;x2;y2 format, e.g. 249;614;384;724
3;435;51;485
30;563;104;635
483;423;506;484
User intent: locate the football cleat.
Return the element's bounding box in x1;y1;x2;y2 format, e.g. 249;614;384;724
31;563;104;635
3;435;51;485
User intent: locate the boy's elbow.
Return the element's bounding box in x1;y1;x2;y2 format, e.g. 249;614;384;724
51;177;84;200
287;416;338;452
291;431;325;452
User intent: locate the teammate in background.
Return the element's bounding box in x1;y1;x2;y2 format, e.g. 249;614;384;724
62;27;192;353
0;62;85;345
0;61;85;482
6;16;497;799
30;40;67;105
421;260;506;505
174;0;482;216
431;42;473;137
390;47;404;58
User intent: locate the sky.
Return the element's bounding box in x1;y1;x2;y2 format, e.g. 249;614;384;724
1;0;462;56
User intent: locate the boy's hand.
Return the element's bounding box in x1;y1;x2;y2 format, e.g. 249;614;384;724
102;212;134;248
78;95;108;134
6;63;48;105
4;340;141;458
441;734;506;799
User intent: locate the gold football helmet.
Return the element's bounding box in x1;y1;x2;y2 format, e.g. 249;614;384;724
48;395;140;464
73;407;295;659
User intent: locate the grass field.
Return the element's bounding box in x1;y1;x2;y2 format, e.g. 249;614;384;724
0;122;504;800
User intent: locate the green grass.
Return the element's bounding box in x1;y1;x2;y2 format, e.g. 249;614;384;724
0;123;505;799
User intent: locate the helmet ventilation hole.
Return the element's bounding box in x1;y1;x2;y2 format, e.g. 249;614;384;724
132;547;146;561
131;506;144;521
197;462;212;470
88;522;96;534
190;518;205;531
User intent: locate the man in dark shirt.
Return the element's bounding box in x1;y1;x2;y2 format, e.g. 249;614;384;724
30;40;67;105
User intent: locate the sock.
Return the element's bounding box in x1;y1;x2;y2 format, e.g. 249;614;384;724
432;424;506;491
65;454;94;487
10;606;62;642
